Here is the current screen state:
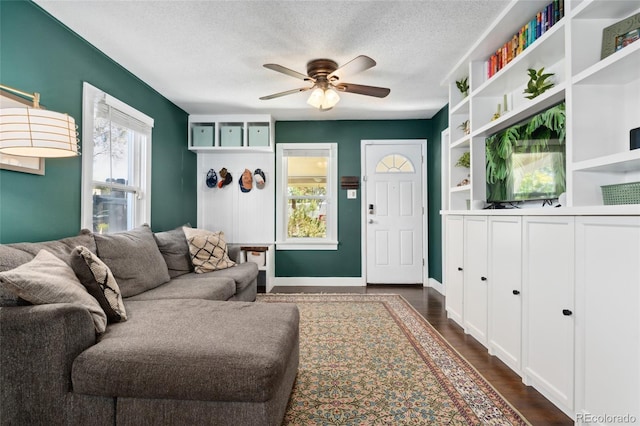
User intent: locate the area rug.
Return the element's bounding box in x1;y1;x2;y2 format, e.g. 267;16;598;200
257;293;529;426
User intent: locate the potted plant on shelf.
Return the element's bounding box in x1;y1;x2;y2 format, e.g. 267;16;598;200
455;151;471;187
523;67;554;99
458;120;470;135
456;77;469;98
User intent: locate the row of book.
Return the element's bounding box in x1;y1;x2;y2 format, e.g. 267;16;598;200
486;0;565;79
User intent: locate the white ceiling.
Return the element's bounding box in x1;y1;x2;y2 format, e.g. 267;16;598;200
34;0;509;121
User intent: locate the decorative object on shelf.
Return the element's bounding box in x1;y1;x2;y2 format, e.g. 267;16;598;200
491;104;502;121
486;102;566;202
631;126;640;150
254;168;266;189
206;169;218;188
457;176;471;187
601;12;640;59
486;1;565;79
0;84;79;158
217;168;233;188
455;151;470;168
458;120;470;135
502;93;509;114
523;67;554;99
455;77;469;98
239;169;253;193
601;181;640;205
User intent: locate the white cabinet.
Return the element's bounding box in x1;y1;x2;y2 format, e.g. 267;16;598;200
574;216;640;425
522;216;575;417
463;216;488;346
444;215;464;326
488;216;523;375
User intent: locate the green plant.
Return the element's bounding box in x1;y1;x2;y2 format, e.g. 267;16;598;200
456;77;469;97
523;67;554;99
455;151;470;168
485;102;566;201
458;120;470;135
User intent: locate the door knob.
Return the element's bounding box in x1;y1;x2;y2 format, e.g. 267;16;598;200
512;290;520;295
368;219;374;224
562;309;573;316
457;267;463;271
480;276;487;281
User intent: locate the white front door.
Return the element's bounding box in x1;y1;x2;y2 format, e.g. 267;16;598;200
364;142;425;284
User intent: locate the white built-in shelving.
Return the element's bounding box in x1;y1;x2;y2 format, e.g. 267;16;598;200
442;0;640;213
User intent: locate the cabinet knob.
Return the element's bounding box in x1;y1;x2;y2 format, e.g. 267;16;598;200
457;267;463;271
480;276;487;281
512;290;520;295
562;309;573;316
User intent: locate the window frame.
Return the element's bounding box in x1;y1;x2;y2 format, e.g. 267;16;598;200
276;143;338;250
81;82;154;233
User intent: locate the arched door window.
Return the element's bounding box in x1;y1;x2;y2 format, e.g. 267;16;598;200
375;154;415;173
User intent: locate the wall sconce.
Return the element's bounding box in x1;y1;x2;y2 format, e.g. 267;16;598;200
0;84;79;158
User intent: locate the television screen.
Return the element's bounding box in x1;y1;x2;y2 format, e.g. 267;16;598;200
486;102;566;203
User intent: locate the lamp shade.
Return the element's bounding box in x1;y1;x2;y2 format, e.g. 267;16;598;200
306;88;325;109
0;107;79;158
322;88;340;109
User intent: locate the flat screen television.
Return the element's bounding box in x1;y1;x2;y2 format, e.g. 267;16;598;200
486;102;566;204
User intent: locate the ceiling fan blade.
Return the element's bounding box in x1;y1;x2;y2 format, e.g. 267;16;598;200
259;87;311;100
335;83;390;98
263;64;311;81
328;55;376;81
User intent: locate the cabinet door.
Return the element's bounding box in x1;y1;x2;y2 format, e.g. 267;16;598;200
464;216;488;346
523;216;574;416
488;216;522;375
575;216;640;423
445;216;464;326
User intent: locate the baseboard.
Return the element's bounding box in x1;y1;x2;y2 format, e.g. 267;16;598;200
271;277;365;287
428;278;444;295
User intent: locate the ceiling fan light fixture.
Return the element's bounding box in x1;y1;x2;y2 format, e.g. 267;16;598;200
306;87;325;109
322;88;340;109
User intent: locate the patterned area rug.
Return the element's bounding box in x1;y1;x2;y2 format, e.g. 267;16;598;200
257;293;529;426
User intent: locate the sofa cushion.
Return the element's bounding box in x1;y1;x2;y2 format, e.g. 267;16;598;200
70;246;127;323
153;226;193;278
0;230;96;306
0;250;107;333
183;227;235;273
94;225;170;298
207;262;258;293
123;274;235;302
72;299;299;402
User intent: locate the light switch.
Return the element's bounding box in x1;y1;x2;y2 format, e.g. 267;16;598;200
347;189;357;199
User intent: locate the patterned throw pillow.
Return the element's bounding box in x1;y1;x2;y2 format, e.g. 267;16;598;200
0;249;107;333
182;227;236;273
70;246;127;323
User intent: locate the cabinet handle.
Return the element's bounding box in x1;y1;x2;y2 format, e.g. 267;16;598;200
512;290;520;295
562;309;573;316
480;276;487;281
457;267;463;271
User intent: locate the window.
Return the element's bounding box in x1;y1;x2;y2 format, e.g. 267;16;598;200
81;83;154;234
276;143;338;250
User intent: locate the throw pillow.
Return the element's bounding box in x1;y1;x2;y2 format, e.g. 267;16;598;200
153;225;193;278
0;249;107;333
182;227;236;273
70;246;127;323
94;225;170;298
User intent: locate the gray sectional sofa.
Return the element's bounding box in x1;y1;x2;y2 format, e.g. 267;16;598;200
0;226;299;426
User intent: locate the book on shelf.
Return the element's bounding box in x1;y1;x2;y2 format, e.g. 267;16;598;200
485;0;564;79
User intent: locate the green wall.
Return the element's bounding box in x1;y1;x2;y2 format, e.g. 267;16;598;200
275;119;448;280
0;1;197;243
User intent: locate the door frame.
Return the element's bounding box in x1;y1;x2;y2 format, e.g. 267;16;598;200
360;139;428;285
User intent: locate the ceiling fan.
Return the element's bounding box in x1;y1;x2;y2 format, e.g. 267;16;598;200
259;55;390;111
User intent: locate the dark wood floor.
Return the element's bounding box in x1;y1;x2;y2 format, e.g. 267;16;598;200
269;284;573;426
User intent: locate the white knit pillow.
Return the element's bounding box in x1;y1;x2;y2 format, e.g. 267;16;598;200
182;227;235;273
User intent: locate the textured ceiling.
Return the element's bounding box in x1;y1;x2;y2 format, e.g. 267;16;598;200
34;0;509;121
